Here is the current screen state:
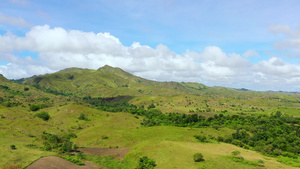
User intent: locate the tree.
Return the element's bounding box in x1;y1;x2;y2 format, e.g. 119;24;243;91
147;103;156;109
35;111;50;121
62;140;73;153
73;144;79;152
136;156;156;169
193;153;204;162
30;104;40;111
78;113;88;120
10;145;16;150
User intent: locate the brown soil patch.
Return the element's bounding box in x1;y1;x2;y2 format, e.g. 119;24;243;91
79;148;130;159
26;156;100;169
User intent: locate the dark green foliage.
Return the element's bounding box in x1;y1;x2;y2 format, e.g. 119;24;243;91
0;85;9;90
78;113;88;120
30;104;48;111
34;111;50;121
193;153;204;162
0;85;23;95
136;156;156;169
147;103;156;109
84;97;300;158
60;155;84;165
32;83;72;96
62;140;73;153
41;132;76;152
24;87;29;91
73;144;79;152
194;135;208;143
101;135;108;139
227;155;264;167
10;145;16;150
231;151;241;156
29;104;40;111
217;136;224;142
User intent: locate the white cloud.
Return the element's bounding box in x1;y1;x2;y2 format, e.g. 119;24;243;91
2;25;300;91
243;50;260;57
269;24;300;56
0;12;31;27
252;57;300;77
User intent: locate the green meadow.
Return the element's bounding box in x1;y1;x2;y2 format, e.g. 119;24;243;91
2;65;300;168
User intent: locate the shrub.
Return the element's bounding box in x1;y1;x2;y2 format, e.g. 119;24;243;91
102;135;108;139
147;103;156;109
30;104;48;111
73;144;79;152
62;140;73;153
60;155;84;165
217;136;224;142
34;111;50;121
193;153;204;162
231;151;241;156
136;156;156;169
10;145;16;150
194;135;208;142
78;113;88;120
30;104;40;111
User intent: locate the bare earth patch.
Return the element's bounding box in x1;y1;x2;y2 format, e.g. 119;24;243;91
79;148;130;159
26;156;100;169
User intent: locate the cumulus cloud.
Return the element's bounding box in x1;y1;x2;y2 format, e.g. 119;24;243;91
252;57;300;77
1;25;300;91
0;12;31;27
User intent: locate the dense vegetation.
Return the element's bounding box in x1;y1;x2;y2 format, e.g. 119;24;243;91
83;96;300;159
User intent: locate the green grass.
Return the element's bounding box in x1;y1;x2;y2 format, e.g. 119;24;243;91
3;66;300;168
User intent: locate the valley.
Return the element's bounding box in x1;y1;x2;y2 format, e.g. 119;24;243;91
1;65;300;169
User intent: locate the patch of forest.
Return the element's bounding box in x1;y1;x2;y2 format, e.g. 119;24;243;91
83;96;300;160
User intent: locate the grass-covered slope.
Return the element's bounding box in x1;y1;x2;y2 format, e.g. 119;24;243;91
2;65;300;168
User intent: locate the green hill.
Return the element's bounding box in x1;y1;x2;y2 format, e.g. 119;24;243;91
2;66;300;168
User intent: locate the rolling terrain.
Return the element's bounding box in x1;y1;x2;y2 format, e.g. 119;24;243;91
1;65;300;168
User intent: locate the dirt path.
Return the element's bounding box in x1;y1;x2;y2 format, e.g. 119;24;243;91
26;156;100;169
26;148;130;169
79;148;130;159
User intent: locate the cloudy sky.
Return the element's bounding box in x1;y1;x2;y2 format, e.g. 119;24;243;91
1;0;300;91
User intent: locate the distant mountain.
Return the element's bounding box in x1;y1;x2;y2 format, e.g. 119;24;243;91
19;65;208;97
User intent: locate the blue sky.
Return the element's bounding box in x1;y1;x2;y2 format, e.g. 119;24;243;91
1;0;300;91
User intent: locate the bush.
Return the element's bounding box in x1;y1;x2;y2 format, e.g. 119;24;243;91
78;113;88;120
147;103;156;109
34;111;50;121
193;153;204;162
60;155;84;165
194;135;208;142
10;145;16;150
73;144;79;152
30;104;48;111
231;151;241;156
30;104;40;111
136;156;156;169
62;140;73;153
217;136;224;142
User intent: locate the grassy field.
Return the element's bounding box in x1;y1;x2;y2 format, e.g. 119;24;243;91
1;102;300;168
2;66;300;168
